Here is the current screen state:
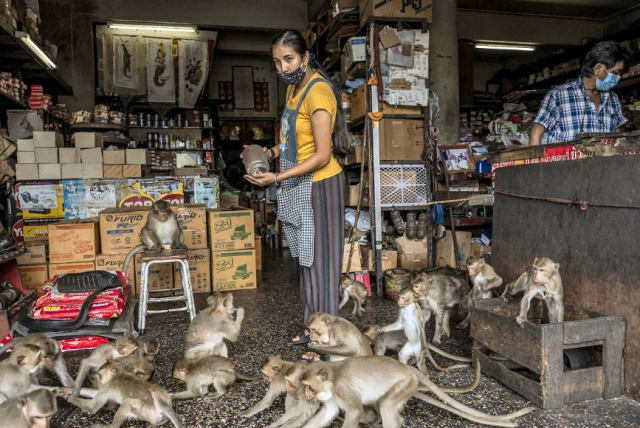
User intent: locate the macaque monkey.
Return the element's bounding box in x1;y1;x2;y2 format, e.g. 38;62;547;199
171;355;257;400
0;389;57;428
0;344;50;400
457;258;503;329
412;273;469;345
300;357;535;428
362;324;407;356
240;356;297;418
264;362;320;428
68;361;183;428
183;292;244;359
501;257;564;326
73;336;139;391
89;357;156;386
135;338;160;361
306;312;373;362
338;276;368;317
0;333;74;387
123;200;187;272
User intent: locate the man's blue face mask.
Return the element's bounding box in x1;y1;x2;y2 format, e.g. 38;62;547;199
596;68;621;91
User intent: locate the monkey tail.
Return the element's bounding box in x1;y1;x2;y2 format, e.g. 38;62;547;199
426;343;472;363
425;348;469;372
152;391;183;428
412;392;517;427
123;244;147;274
235;371;260;382
438;362;481;393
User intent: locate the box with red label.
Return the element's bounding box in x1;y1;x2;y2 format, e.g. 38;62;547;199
13;181;65;220
99;207;149;255
48;219;100;263
118;178;184;208
23;218;61;242
174;249;211;294
16;241;48;266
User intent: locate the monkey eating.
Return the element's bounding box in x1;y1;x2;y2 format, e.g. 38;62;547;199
412;272;469;345
135;338;160;361
0;344;48;401
300;356;535;428
171;355;257;400
338;276;368;318
73;336;139;392
240;356;298;418
68;361;183;428
0;389;57;428
501;257;564;327
123;199;187;273
305;312;373;362
0;333;74;387
183;292;244;359
265;361;320;428
457;258;503;329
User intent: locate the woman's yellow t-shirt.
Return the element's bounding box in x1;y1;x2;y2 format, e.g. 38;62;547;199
286;73;343;182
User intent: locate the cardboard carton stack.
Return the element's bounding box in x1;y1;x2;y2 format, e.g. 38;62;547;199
172;204;211;294
15;131;63;180
47;219;100;276
17;241;49;290
208;208;257;291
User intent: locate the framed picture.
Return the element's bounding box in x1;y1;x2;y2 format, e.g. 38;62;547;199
232;66;255;109
438;144;475;173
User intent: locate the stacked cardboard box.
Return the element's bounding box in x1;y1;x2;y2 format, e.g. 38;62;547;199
17;241;48;290
0;135;16;178
47;218;100;276
15;131;63;180
172;204;211;294
208;208;257;291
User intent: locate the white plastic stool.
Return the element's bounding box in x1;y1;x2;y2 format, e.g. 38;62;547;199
137;249;196;335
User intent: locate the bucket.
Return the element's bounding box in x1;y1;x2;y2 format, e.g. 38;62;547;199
384;268;412;301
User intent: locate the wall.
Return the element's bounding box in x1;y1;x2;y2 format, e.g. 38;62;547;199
38;0;307;110
473;61;502;93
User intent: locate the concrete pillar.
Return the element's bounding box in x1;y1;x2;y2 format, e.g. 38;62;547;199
430;0;460;144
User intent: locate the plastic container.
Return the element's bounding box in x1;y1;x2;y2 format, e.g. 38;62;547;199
476;160;492;173
242;144;270;176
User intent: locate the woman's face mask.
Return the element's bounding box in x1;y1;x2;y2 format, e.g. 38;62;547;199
596;65;621;91
278;62;307;86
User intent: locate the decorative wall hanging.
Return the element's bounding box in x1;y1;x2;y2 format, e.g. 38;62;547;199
146;37;176;103
178;39;209;108
113;35;139;89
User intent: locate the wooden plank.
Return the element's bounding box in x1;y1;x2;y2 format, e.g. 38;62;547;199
603;318;625;399
563;315;624;345
541;322;565;409
471;305;548;373
473;348;545;409
564;367;603;403
489;145;546;163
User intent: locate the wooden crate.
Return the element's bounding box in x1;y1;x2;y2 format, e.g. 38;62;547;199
471;298;624;410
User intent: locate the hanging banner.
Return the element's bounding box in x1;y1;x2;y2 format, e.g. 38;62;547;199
146;37;176;103
113;35;139;89
178;39;208;108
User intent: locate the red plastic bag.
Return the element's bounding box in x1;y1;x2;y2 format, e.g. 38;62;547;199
59;336;110;352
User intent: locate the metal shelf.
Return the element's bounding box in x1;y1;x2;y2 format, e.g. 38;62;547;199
128;126;209;131
0;91;27;108
70;123;127;132
102;137;129;145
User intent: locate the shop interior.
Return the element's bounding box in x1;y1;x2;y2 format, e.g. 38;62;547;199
0;0;639;426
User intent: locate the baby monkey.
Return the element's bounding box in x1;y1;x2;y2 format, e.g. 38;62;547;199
338;275;368;318
240;356;296;418
457;258;503;329
0;389;57;428
73;336;139;392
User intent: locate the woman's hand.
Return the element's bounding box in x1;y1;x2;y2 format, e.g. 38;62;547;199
244;172;276;187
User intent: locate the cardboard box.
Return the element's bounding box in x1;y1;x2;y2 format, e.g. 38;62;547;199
74;132;103;149
361;246;398;272
435;231;472;269
33;131;63;148
38;164;61;180
35;147;58;164
208;209;255;251
99;207;149;254
58;147;80;163
346;184;368;207
381;102;422;115
22;219;61;242
211;249;257;291
17;138;34;152
122;164;142;178
95;253;135;287
126;149;150;165
61;163;84;179
16;163;39;180
471;243;492;259
173;204;207;249
49;261;96;277
18;264;48;289
82;163;104;179
81;148;103;163
134;253;174;297
359;0;432;26
342;239;362;273
103;150;126;165
350;83;366;122
347;143;365;165
255;235;262;270
48;219;100;263
16;241;48;266
396;236;429;270
379;119;425;161
17;151;36;163
220;193;240;209
344;36;366;70
174;249;211;294
103;165;123;178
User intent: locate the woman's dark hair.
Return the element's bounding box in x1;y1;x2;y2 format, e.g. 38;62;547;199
271;30;348;157
581;40;631;77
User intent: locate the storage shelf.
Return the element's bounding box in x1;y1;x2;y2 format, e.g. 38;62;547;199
70;123;127;132
128;126;209;131
445;217;492;227
0;245;26;264
149;148;213;152
436;172;493;182
102;137;129;145
0;91;27;108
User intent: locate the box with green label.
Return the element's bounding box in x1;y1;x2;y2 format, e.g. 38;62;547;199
211;249;257;291
207;208;255;251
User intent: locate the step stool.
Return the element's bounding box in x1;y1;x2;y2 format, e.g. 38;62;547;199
137;249;196;335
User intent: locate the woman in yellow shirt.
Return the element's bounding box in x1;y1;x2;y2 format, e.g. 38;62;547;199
245;30;347;344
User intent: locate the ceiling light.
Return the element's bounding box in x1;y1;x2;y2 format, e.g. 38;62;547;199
107;22;197;33
14;31;56;69
475;43;536;52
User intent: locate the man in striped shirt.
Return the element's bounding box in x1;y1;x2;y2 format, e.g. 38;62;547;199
530;41;631;145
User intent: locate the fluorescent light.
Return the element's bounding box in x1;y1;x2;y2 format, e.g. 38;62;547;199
475;43;536;52
14;31;56;69
107;22;197;33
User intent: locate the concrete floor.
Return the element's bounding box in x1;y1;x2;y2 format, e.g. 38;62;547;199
58;247;640;427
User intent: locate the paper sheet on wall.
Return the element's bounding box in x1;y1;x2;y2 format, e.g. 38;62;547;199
384;68;428;106
409;31;429;78
178;39;208;108
113;35;139;89
147;38;176;103
387;30;415;68
63;180;117;219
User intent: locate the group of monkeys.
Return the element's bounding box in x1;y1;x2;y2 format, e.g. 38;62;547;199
0;254;563;428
